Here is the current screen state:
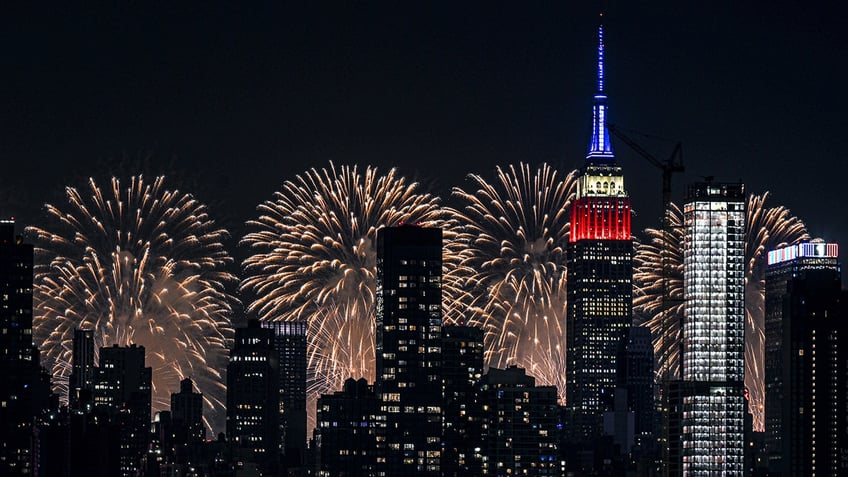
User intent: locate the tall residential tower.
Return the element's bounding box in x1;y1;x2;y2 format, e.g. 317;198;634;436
375;225;443;476
566;24;633;439
678;182;746;476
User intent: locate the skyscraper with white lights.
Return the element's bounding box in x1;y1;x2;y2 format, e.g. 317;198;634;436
679;182;746;476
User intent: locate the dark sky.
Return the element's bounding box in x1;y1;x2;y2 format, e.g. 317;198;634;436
3;2;848;276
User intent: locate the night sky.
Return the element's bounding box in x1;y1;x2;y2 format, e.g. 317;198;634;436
3;2;848;281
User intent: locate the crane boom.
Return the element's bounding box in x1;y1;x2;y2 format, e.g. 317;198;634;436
606;123;684;210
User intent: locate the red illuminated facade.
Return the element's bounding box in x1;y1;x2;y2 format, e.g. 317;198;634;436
569;196;631;242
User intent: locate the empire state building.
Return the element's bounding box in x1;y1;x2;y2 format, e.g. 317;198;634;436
565;23;633;440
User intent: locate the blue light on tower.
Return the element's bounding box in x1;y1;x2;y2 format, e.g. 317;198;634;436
587;24;614;161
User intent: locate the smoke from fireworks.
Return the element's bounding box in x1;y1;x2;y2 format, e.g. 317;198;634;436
633;192;808;430
444;163;577;402
29;176;236;432
240;162;446;427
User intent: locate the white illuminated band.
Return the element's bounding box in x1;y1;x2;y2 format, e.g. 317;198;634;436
767;242;839;265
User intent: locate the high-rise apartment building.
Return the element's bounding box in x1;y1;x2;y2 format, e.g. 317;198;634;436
678;182;746;476
262;320;308;467
477;366;559;476
375;225;443;476
441;324;484;476
566;24;633;440
0;219;36;476
315;378;380;477
764;241;845;476
70;327;96;410
227;319;280;474
94;344;153;477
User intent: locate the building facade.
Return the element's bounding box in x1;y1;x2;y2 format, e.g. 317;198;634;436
0;219;37;476
441;324;484;476
763;241;839;475
262;319;308;468
94;344;153;477
375;225;443;476
765;242;846;476
316;378;380;477
70;327;96;411
679;182;746;476
478;366;559;476
227;319;280;474
566;24;633;440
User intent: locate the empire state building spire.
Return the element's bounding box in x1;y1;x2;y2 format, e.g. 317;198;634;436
587;22;614;161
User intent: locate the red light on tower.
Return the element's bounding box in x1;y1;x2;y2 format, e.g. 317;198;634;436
569;196;631;243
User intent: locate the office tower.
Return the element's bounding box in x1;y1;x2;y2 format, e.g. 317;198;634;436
94;344;153;477
262;320;308;467
765;242;845;476
70;327;96;410
375;225;443;476
566;24;633;440
679;182;746;476
477;366;559;476
763;241;839;474
441;324;484;476
227;319;280;474
316;378;380;477
0;219;36;476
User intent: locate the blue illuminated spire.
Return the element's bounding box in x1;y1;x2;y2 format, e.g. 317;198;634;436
586;22;614;161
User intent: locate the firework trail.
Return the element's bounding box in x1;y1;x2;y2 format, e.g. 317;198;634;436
633;192;808;430
29;176;236;432
240;162;446;427
444;163;577;402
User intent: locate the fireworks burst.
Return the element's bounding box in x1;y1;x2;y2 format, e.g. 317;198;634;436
29;176;236;432
633;192;808;430
240;162;446;427
444;163;577;402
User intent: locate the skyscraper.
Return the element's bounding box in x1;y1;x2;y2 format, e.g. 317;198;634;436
227;319;280;474
566;23;633;440
70;327;96;411
0;219;37;476
262;320;308;468
375;225;443;476
764;241;845;476
678;182;746;476
94;344;153;477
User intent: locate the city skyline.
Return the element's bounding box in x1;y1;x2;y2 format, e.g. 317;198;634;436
3;5;848;468
4;3;847;436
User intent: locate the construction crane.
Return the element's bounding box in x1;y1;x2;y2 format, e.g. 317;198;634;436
607;123;683;477
607;124;683;211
